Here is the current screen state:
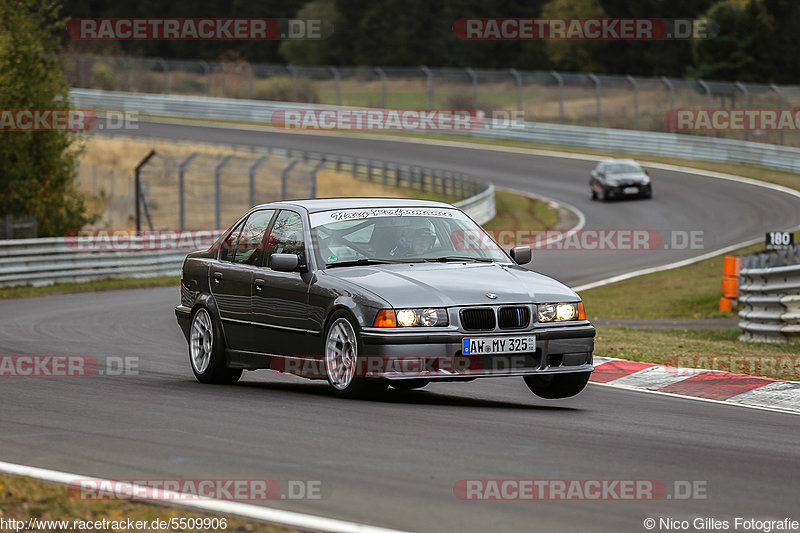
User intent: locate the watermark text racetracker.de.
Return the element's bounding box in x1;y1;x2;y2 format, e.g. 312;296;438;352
453;479;707;501
68;478;325;501
454;229;705;251
67;18;332;40
0;355;138;377
453;18;717;40
0;110;137;131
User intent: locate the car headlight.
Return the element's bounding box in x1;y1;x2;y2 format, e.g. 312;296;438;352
537;302;585;322
373;308;449;327
641;176;651;185
606;178;619;186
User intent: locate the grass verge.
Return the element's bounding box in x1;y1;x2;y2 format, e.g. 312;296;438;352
579;230;800;320
0;276;179;300
594;328;800;380
0;473;295;533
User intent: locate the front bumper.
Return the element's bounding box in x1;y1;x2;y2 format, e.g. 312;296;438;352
607;183;651;197
357;323;595;380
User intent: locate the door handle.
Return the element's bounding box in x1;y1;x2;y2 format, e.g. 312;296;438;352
254;278;266;290
213;271;223;282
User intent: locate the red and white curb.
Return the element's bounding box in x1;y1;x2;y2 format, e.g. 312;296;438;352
590;357;800;415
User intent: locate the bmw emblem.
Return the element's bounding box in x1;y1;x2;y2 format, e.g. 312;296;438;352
485;293;498;299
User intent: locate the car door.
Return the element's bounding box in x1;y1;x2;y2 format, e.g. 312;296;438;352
250;209;316;356
210;209;275;351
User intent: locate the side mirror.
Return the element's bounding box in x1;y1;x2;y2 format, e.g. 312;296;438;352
644;169;650;176
270;253;299;272
509;246;532;265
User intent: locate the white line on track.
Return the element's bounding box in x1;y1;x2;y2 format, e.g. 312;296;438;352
0;461;409;533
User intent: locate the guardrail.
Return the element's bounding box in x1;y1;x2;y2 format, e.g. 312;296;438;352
0;232;222;287
737;245;800;343
72;89;800;174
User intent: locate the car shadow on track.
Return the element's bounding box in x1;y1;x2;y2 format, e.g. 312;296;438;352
225;379;581;411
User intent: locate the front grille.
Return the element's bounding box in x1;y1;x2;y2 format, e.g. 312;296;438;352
460;308;496;331
498;306;529;329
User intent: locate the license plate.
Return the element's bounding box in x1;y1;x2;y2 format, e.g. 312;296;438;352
462;336;536;355
623;186;639;194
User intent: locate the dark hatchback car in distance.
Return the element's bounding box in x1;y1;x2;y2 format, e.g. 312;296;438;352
175;198;595;398
590;158;653;201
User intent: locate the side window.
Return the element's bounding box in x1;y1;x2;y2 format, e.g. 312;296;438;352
264;210;306;268
233;209;276;265
219;220;246;262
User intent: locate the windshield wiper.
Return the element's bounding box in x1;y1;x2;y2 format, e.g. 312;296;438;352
326;258;417;268
421;256;495;263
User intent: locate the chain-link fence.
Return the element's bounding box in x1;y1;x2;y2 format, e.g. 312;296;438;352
79;144;489;233
67;53;800;147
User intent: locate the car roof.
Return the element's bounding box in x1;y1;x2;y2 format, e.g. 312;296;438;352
252;197;456;214
601;158;640;165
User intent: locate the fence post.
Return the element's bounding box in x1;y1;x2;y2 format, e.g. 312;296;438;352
134;150;157;234
179;153;199;231
245;63;254;99
661;76;675;117
78;55;88;88
215;155;234;229
122;57;131;91
374;67;387;108
735;81;749;141
330;66;341;105
156;58;169;94
420;66;434;110
588;73;601;127
249;154;268;207
310;158;326;198
771;83;785;145
287;65;297;101
551;70;564;123
698;79;711;136
627;75;639;130
465;67;478;110
281;159;300;201
199;60;211;96
509;69;523;114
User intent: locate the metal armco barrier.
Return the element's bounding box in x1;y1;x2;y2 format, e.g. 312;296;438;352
738;245;800;343
0;232;223;288
72;89;800;174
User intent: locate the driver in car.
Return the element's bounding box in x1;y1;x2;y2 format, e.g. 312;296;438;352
390;220;437;258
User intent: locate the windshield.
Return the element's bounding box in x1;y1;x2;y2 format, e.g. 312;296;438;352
310;207;509;266
605;163;643;175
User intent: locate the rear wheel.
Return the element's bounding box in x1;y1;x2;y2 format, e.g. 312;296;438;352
324;311;387;399
391;379;430;391
523;372;590;399
189;307;242;384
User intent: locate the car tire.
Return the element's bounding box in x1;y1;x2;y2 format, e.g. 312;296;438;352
189;306;242;385
391;379;430;391
601;187;610;202
591;188;597;200
323;310;387;399
523;372;591;399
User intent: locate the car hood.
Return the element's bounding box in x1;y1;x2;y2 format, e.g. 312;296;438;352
323;262;578;307
608;172;648;184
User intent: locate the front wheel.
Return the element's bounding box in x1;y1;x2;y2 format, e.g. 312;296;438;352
324;311;387;399
189;307;242;384
523;372;590;399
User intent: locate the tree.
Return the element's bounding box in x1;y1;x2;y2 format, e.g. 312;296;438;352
540;0;609;72
279;0;347;65
0;0;95;236
689;0;776;82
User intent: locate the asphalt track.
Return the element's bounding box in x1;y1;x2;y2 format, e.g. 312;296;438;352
1;122;799;532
